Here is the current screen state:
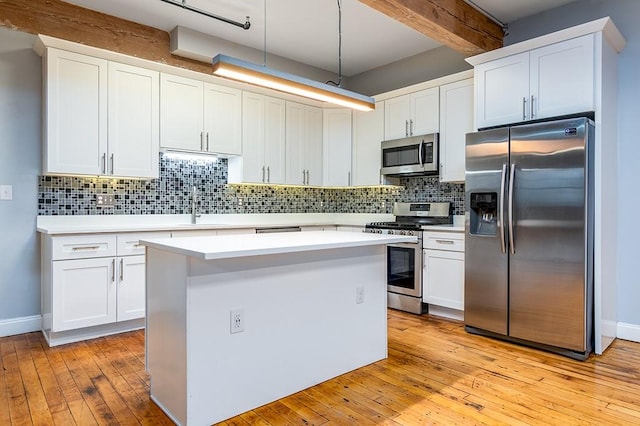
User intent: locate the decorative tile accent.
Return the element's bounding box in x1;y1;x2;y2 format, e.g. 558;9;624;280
38;154;465;216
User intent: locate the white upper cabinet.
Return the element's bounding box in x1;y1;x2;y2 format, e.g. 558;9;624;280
475;34;595;129
352;102;384;186
285;101;323;186
44;48;108;176
439;78;474;183
323;108;353;186
44;48;159;178
384;87;439;140
108;62;159;178
203;83;242;155
228;92;285;184
160;73;242;155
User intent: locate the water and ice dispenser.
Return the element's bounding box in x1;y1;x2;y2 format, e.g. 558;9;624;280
469;193;498;236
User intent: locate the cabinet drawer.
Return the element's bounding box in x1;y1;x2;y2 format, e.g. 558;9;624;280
51;234;117;260
423;231;465;252
117;232;171;256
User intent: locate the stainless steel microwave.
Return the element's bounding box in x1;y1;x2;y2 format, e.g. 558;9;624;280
380;133;439;177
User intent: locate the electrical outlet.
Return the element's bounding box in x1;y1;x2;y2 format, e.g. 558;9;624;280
96;194;115;207
356;287;365;304
0;185;12;201
230;309;244;334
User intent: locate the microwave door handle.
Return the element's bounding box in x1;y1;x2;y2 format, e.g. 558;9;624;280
418;139;424;167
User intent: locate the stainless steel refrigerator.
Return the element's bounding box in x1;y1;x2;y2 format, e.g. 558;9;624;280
464;116;594;360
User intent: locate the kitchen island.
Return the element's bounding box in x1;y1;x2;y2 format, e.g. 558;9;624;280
141;231;415;425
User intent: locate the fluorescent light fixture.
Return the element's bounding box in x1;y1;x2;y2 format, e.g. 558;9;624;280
212;54;375;111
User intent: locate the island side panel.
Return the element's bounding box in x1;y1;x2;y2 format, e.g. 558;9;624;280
145;247;188;425
185;245;388;425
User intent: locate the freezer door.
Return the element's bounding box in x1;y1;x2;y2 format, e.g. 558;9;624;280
509;118;590;352
465;128;509;335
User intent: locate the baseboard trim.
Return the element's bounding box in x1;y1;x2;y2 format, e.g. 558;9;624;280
0;315;42;337
617;322;640;343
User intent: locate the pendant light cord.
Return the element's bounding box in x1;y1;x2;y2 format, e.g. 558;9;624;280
327;0;343;88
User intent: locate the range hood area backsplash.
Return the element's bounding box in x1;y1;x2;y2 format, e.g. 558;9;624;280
38;155;464;216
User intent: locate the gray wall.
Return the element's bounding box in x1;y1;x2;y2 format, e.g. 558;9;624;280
505;0;640;326
347;46;471;96
0;27;41;321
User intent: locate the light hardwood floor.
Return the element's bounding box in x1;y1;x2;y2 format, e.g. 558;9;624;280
2;310;639;425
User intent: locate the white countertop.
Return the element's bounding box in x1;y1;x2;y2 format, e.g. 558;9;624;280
36;213;394;234
141;230;417;260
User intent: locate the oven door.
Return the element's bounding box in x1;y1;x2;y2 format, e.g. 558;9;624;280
386;241;422;297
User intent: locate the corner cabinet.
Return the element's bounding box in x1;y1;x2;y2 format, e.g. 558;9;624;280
41;231;170;346
384;87;439;140
439;78;474;182
42;48;159;178
160;73;242;156
228;92;286;184
285;101;323;186
323;108;353;186
474;34;595;129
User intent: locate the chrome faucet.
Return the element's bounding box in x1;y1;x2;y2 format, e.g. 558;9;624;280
191;186;201;224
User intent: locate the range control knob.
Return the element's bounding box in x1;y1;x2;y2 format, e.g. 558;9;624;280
376;229;382;234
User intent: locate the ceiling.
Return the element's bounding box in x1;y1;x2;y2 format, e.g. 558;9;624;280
61;0;577;76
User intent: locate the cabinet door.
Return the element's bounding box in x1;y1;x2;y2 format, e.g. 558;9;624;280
530;34;595;120
305;106;323;186
44;48;107;175
411;87;439;135
285;101;306;185
108;62;159;178
52;258;116;331
160;73;204;151
263;96;286;184
475;52;529;129
384;95;411;140
323;108;353;186
423;249;465;310
117;255;146;321
352;102;384;186
238;92;266;183
203;83;242;155
439;79;474;182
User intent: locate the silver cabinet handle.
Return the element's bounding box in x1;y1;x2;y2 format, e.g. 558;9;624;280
302;170;306;185
267;166;270;183
530;95;535;119
200;132;204;151
405;120;409;137
72;246;100;251
101;153;106;174
119;258;124;281
262;166;265;183
305;170;309;185
410;119;414;135
508;163;516;255
522;97;527;121
348;171;351;186
435;239;455;244
111;258;115;282
499;163;507;254
206;132;210;151
110;154;114;174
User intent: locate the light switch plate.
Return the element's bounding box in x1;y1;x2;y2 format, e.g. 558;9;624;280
0;185;12;201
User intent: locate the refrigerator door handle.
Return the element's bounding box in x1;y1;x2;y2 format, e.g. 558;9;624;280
508;163;516;255
499;163;507;254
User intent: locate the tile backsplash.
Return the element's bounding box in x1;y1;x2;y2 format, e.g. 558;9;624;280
38;154;464;216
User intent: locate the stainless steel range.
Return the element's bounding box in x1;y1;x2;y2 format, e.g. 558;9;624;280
365;202;452;314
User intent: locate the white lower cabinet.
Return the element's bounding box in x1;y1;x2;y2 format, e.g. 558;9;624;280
422;231;465;318
42;231;169;346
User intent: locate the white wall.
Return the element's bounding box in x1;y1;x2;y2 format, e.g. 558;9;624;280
0;27;41;334
506;0;640;328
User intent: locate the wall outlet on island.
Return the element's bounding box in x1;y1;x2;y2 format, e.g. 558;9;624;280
230;309;244;334
356;287;365;304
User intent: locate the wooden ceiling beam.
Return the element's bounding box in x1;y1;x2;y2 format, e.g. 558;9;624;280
358;0;503;56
